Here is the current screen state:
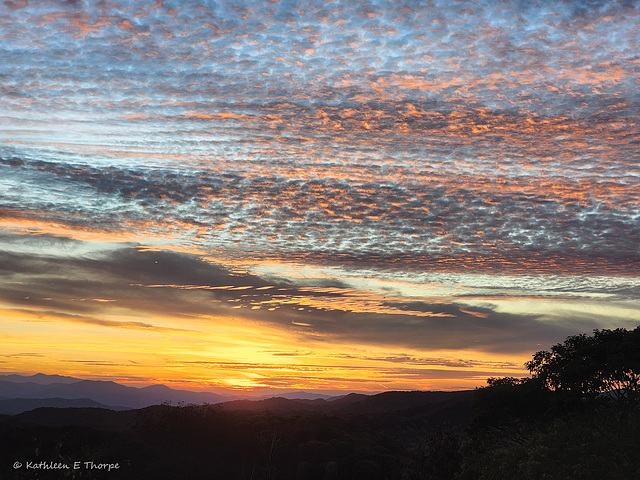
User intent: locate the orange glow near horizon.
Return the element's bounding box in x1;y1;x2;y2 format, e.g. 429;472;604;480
1;303;531;393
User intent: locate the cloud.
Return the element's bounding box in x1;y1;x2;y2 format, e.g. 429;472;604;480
2;154;638;277
2;241;627;354
0;245;279;318
0;306;193;333
0;353;46;358
3;0;639;278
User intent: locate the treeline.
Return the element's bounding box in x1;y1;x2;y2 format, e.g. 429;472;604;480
1;326;639;479
459;326;640;480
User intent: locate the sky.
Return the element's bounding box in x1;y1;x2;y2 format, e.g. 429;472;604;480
0;0;639;394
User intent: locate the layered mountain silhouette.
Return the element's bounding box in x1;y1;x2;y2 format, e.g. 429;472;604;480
0;374;231;413
0;374;472;421
0;374;349;414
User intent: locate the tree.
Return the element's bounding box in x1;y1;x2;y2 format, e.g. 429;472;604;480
525;326;640;402
459;326;640;480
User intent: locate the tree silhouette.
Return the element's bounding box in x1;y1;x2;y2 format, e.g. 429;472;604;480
460;325;640;480
525;326;640;402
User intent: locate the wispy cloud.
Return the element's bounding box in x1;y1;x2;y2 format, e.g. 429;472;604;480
1;242;635;356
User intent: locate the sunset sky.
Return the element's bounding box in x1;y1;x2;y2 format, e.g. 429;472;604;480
1;0;639;394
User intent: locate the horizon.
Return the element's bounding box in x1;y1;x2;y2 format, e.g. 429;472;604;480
1;0;639;393
0;371;454;397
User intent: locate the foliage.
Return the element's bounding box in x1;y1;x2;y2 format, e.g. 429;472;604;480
461;325;640;479
460;398;640;480
525;326;640;402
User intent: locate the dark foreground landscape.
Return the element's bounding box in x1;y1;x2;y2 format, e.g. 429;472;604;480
2;327;640;480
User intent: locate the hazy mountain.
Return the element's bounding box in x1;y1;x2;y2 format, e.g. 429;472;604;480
0;375;230;410
0;373;80;384
254;391;338;401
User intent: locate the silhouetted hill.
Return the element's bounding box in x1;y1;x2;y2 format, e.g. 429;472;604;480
0;390;473;428
330;390;474;415
218;396;324;413
0;397;130;415
326;392;371;405
216;389;473;420
0;389;476;480
11;407;139;430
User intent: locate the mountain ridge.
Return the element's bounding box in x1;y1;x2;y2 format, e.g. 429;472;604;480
0;374;371;413
0;375;231;411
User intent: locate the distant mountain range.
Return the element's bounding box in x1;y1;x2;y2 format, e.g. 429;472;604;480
0;374;232;413
0;373;81;385
0;374;474;421
0;374;343;414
